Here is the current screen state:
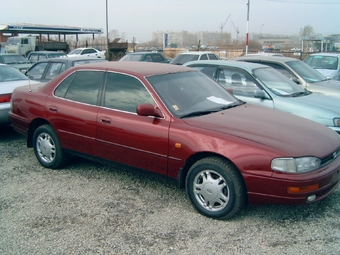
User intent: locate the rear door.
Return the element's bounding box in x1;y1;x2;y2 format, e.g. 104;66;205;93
46;70;104;155
96;72;170;174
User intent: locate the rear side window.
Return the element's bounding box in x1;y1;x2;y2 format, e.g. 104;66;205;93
199;54;208;60
152;54;165;62
208;54;219;60
54;71;104;105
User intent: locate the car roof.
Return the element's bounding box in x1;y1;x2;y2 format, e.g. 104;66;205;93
177;51;216;55
29;51;66;54
126;52;163;55
307;53;340;57
234;55;299;63
184;59;269;71
69;61;194;77
0;53;24;56
36;56;103;63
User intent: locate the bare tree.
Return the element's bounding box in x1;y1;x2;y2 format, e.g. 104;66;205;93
300;25;314;36
108;29;120;41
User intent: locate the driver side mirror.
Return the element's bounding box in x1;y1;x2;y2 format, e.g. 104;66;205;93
290;77;301;84
137;103;163;118
253;90;269;99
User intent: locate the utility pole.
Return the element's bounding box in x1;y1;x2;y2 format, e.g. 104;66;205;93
246;0;250;55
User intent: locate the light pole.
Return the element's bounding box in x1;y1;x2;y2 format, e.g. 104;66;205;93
106;0;109;60
245;0;250;55
261;24;264;37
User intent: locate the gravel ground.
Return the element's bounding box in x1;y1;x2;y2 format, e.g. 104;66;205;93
1;125;340;255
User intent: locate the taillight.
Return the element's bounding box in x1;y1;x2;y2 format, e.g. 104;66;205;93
0;94;11;103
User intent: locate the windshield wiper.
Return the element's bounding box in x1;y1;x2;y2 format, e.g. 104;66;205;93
180;101;245;118
291;89;311;97
180;109;220;118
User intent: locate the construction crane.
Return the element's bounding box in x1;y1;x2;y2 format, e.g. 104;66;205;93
220;14;231;45
231;21;240;44
220;14;231;35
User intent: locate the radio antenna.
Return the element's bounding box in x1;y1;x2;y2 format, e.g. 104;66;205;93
28;78;32;92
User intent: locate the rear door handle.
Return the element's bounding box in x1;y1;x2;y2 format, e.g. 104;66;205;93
100;117;111;124
49;106;58;112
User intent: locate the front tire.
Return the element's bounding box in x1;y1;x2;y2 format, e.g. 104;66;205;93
33;124;68;169
186;157;246;219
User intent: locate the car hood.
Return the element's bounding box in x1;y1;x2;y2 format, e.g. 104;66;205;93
277;92;340;114
0;79;41;94
314;69;335;78
307;80;340;98
183;104;340;157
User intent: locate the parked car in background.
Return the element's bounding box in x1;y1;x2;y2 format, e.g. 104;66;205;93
170;51;219;65
303;53;340;81
0;53;32;73
233;55;340;98
9;61;340;220
67;47;106;58
184;60;340;134
0;64;40;124
25;57;108;82
245;52;284;57
119;52;170;63
27;51;67;63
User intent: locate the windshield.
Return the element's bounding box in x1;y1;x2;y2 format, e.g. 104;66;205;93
0;65;29;82
7;37;20;45
253;67;308;96
3;55;28;64
304;55;338;70
286;60;327;83
148;71;240;118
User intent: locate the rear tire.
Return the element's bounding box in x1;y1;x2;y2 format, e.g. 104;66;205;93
186;157;246;219
33;124;68;169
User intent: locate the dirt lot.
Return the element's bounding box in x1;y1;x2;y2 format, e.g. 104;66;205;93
1;126;340;255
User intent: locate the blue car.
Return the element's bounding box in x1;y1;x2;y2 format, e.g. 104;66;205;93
184;60;340;134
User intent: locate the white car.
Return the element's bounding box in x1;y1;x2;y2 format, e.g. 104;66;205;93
67;47;106;58
304;53;340;81
0;64;41;124
170;51;219;65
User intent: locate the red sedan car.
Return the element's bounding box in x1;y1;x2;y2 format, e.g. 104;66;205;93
9;62;340;219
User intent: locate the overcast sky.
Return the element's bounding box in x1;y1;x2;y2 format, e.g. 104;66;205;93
2;0;339;42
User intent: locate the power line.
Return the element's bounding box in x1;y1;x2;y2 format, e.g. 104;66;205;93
268;0;340;4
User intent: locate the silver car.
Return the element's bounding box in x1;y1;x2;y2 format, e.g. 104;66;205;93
233;55;340;99
0;64;41;124
184;60;340;134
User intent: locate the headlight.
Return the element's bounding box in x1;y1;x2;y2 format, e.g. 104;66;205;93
334;118;340;127
271;157;321;173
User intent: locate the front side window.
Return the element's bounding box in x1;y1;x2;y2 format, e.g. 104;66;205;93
217;68;258;97
54;71;104;105
45;62;65;80
82;49;96;55
104;72;154;113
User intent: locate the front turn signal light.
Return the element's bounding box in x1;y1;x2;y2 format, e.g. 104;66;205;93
287;183;320;194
